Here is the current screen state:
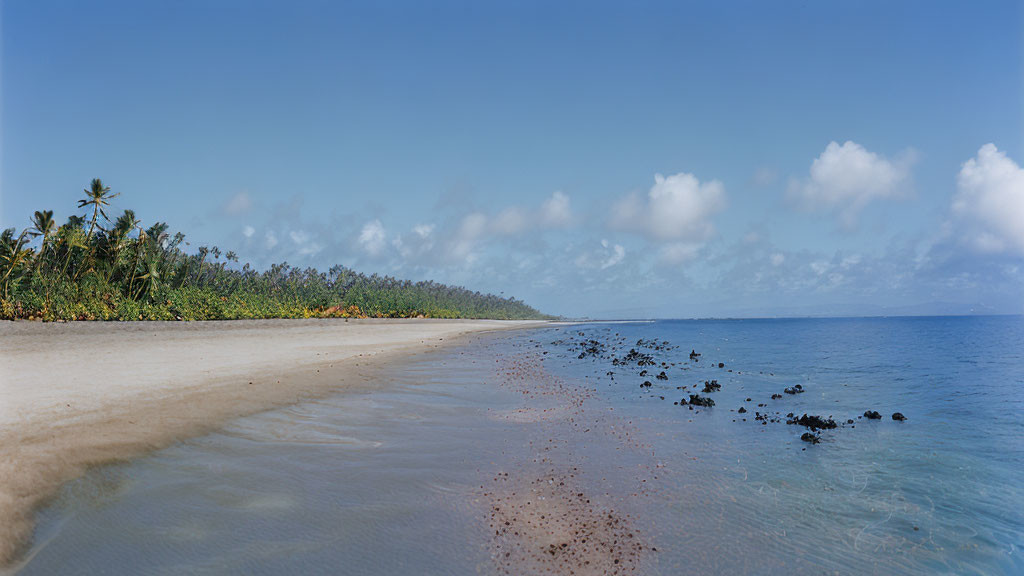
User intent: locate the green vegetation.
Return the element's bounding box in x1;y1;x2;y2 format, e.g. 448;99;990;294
1;179;547;321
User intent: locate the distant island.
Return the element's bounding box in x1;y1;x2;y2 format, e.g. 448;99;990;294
0;179;547;321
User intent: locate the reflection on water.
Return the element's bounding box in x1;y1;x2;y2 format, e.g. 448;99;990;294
18;316;1024;575
20;351;527;575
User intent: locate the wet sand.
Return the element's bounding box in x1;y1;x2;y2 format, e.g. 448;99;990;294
0;318;546;567
482;351;662;575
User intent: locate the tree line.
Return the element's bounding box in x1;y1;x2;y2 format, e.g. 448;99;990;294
1;179;548;321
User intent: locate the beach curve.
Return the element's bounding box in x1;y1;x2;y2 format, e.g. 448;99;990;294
0;318;548;568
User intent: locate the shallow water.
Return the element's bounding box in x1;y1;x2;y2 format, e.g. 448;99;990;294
16;316;1024;575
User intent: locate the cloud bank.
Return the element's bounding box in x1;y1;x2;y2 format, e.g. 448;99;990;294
211;144;1021;317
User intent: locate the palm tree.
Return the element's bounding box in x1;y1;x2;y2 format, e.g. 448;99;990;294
28;210;55;269
127;225;148;298
1;228;32;298
78;178;119;239
56;216;88;279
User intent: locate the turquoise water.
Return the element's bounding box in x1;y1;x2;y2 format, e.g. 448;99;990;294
16;316;1024;574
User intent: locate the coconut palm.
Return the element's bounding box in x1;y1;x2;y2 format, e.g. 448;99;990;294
77;178;119;239
1;228;32;298
145;222;169;248
56;216;88;278
28;210;56;271
28;210;55;244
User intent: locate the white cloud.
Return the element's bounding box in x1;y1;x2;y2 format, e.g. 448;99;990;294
541;191;572;227
223;191;253;216
450;212;488;263
492;191;573;235
611;172;726;242
770;252;785;267
288;230;322;257
368;192;574;267
952;143;1024;256
575;239;626;270
601;240;625;269
264;230;278;249
358;219;388;256
242;225;255;238
788;141;915;229
493;207;529;236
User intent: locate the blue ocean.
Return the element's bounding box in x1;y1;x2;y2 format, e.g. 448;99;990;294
16;316;1024;575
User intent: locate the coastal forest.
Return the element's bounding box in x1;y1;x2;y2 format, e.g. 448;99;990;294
1;179;546;321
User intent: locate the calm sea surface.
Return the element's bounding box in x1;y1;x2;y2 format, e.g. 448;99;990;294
16;316;1024;575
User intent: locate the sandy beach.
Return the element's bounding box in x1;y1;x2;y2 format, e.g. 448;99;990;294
0;318;546;568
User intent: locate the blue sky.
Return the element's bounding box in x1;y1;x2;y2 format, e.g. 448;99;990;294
2;0;1022;318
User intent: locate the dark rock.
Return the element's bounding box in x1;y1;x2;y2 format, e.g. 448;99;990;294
801;432;820;444
656;371;668;380
787;413;837;431
718;362;725;368
892;412;907;421
640;381;652;388
687;394;715;407
771;393;783;400
639;370;648;376
613;348;655;367
738;407;747;413
784;386;804;395
702;379;721;393
864;410;882;420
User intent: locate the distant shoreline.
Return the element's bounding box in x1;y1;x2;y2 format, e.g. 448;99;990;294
0;318;549;570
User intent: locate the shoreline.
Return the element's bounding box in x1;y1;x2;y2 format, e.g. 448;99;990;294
0;318;548;569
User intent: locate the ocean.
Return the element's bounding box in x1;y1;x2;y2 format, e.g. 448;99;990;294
15;316;1024;575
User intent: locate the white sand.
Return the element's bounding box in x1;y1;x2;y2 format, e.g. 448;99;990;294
0;318;545;568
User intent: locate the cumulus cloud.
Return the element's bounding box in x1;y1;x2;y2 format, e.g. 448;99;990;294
448;212;487;262
374;192;575;268
951;143;1024;256
358;219;388;256
611;172;726;242
222;191;253;216
491;191;573;235
788;141;915;229
541;191;572;227
242;225;255;238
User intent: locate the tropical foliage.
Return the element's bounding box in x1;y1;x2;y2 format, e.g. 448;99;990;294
1;180;547;321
